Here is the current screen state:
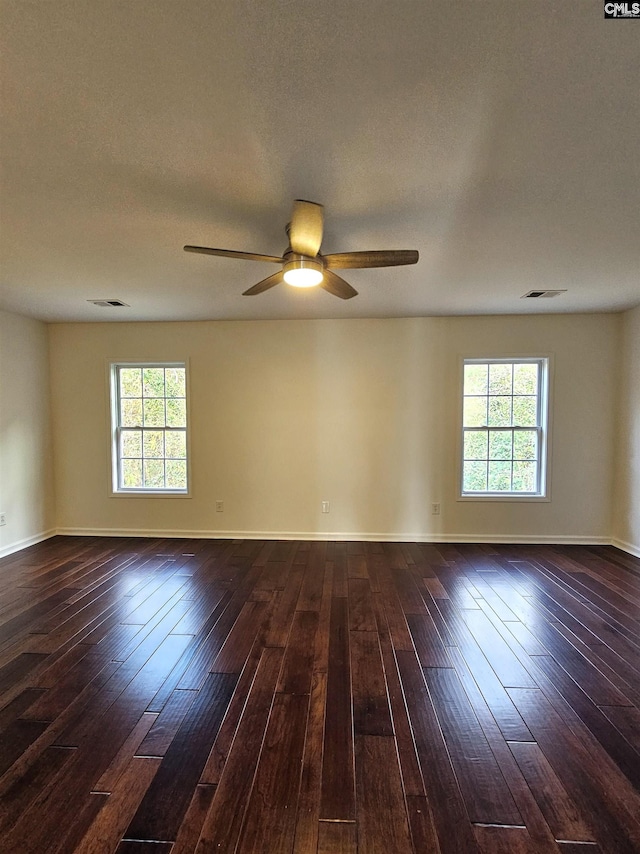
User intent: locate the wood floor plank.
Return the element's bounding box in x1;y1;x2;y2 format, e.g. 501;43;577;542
235;692;309;853
533;654;640;789
436;600;533;742
320;596;355;821
93;711;158;791
406;611;452;668
0;745;75;833
350;629;394;736
425;666;522;826
373;593;426;798
171;784;217;854
291;565;333;854
0;719;49;777
196;639;265;786
295;543;326;611
135;689;197;758
277;609;319;695
194;647;284;852
52;792;110;854
316;821;357;854
405;794;442;854
209;600;267;674
354;735;413;854
508;741;594;843
347;577;377;631
445;646;562;851
0;687;46;730
395;648;482;854
473;824;541;854
393;567;428;615
124;672;237;842
507;687;640;854
461;609;538;688
599;703;640;751
75;757;162;854
0;652;49;694
556;843;602;853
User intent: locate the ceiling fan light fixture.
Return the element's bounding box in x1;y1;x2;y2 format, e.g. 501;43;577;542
283;257;324;288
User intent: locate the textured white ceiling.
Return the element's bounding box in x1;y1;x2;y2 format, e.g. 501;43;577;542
1;0;638;322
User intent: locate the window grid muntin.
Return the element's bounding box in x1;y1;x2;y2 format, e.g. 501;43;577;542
462;359;545;496
113;363;188;493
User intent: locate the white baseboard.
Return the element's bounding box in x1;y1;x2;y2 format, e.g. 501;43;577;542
55;527;612;546
1;528;630;559
0;529;57;559
611;538;640;558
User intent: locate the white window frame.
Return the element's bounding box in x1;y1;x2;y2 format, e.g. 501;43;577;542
109;361;191;496
459;356;551;501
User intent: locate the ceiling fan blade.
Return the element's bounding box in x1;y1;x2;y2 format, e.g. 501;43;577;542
184;245;281;264
242;270;284;296
324;250;419;269
320;270;358;300
288;200;324;257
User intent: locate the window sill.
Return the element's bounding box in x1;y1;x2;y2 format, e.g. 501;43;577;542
110;490;191;499
458;493;550;503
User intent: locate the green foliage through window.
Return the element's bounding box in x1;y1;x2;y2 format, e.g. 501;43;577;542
113;364;188;492
462;359;546;496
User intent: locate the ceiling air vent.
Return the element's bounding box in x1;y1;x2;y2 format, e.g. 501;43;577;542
87;299;129;307
521;289;567;299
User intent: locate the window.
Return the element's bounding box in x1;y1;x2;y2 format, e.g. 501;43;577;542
461;358;549;498
110;363;188;493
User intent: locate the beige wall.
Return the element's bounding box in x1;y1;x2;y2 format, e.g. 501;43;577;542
613;305;640;555
0;310;56;556
49;313;619;543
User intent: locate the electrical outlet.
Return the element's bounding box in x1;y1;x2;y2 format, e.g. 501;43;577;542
215;500;224;512
432;503;441;515
0;513;5;526
321;501;330;514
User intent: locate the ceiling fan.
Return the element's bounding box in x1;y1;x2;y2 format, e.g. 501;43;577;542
184;200;419;300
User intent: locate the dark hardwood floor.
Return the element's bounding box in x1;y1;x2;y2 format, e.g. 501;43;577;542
0;536;639;853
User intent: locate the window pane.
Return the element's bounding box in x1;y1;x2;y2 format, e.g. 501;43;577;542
114;362;188;493
513;461;537;492
166;398;186;427
165;430;186;459
488;461;512;491
143;430;164;458
463;460;487;491
121;399;142;427
514;430;537;461
144;398;165;427
166;459;187;489
120;430;142;458
513;397;537;426
143;459;165;488
461;358;546;497
120;368;142;397
488;396;511;427
166;368;185;398
464;430;488;460
489;430;512;460
514;363;538;396
463;397;486;427
464;364;488;395
143;368;165;398
122;459;142;488
489;363;512;395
